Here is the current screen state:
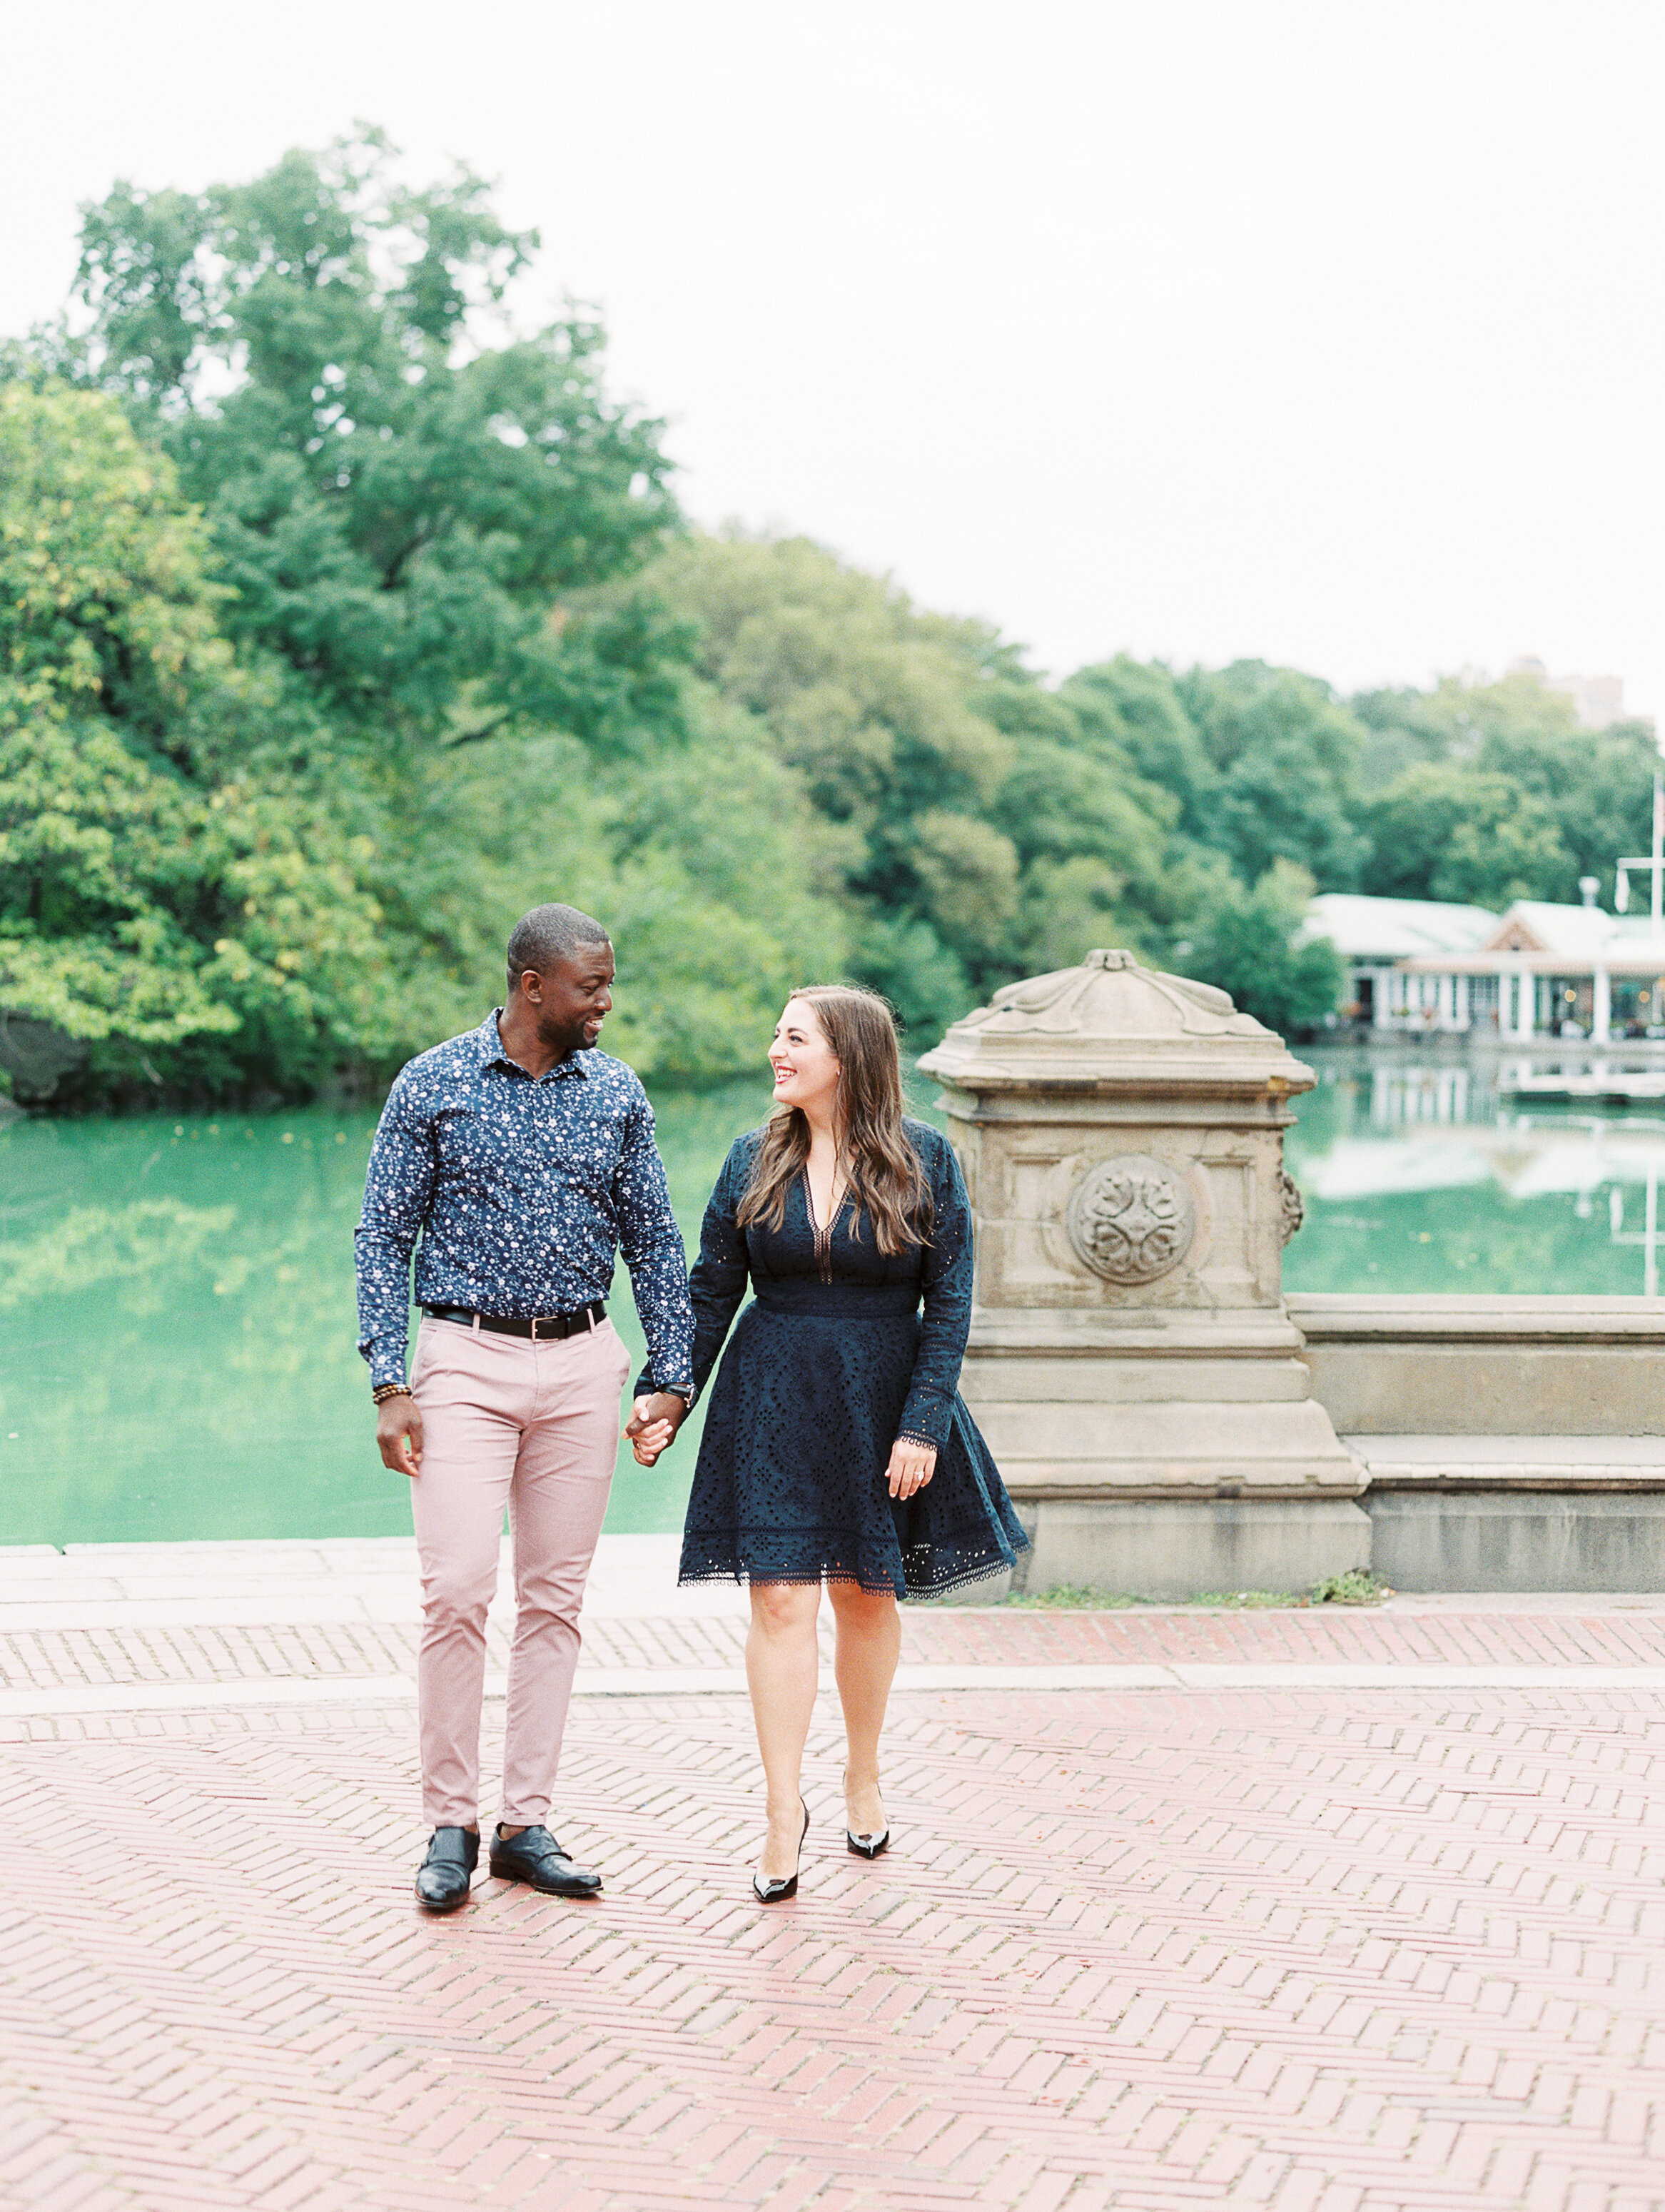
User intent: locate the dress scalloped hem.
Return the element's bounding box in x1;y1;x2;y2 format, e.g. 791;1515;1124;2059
679;1529;1026;1600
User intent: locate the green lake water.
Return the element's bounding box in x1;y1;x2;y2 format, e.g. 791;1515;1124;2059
1281;1050;1665;1301
2;1043;1661;1547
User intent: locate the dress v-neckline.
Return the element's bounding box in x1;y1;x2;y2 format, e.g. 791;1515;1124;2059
801;1166;850;1278
801;1166;848;1237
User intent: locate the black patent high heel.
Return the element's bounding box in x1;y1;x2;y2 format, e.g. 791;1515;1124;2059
844;1767;889;1860
753;1799;809;1903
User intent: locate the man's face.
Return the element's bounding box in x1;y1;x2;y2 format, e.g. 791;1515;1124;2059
522;943;615;1056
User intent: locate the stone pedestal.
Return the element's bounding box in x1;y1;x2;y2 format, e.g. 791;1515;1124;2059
917;950;1367;1599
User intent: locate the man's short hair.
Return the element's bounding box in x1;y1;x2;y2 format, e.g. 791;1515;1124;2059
505;904;612;991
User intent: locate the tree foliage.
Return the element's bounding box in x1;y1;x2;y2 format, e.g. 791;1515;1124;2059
629;533;1181;1034
0;383;388;1096
1175;660;1367;890
1358;680;1659;910
51;131;682;753
4;131;1656;1106
363;707;847;1084
1173;860;1346;1036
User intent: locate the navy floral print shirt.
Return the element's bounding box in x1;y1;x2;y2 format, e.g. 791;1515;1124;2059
355;1011;695;1395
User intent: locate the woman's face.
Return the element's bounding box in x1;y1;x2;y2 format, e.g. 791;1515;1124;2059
769;999;841;1118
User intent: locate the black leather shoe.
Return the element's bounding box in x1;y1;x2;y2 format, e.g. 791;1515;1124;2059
488;1824;602;1897
415;1825;478;1912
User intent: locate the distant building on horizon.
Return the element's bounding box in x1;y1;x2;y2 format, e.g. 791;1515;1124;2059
1304;894;1500;1031
1507;655;1626;730
1306;890;1665;1041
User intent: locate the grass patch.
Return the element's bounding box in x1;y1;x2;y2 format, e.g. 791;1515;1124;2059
1002;1584;1154;1610
1003;1568;1395;1611
1307;1568;1394;1605
1190;1589;1295;1609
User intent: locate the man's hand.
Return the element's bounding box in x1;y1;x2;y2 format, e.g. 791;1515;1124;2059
624;1391;687;1467
885;1436;937;1500
376;1392;424;1479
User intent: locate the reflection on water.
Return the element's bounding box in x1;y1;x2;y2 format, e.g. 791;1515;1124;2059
0;1081;778;1547
3;1044;1657;1547
1284;1046;1665;1299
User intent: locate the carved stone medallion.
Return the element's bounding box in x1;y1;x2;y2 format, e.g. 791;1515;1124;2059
1066;1154;1195;1285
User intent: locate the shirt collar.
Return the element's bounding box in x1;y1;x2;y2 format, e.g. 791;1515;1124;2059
477;1009;592;1082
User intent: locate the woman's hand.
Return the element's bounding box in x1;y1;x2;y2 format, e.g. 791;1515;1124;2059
624;1392;686;1467
884;1435;937;1500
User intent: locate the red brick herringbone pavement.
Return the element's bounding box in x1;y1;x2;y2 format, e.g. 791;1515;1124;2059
7;1600;1665;1703
1;1642;1662;2211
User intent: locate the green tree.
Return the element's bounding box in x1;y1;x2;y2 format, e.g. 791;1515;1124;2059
1355;669;1659;906
51;131;682;752
1173;860;1343;1036
1060;656;1214;839
1362;761;1576;906
1421;668;1583;755
632;533;1197;1031
1476;719;1658;902
0;383;386;1096
1349;685;1460;793
1176;661;1368;890
631;531;1021;1028
365;704;846;1083
1351;668;1576;782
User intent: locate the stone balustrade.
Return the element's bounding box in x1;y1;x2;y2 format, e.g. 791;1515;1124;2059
918;950;1665;1597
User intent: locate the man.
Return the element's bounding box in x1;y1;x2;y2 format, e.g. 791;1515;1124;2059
356;904;692;1912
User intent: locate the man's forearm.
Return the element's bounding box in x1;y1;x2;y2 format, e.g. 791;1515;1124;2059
624;1235;697;1398
354;1227;415;1391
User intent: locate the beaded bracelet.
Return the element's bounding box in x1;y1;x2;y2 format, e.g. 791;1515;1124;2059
372;1383;413;1405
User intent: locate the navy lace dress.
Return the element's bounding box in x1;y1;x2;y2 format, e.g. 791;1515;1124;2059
667;1118;1029;1599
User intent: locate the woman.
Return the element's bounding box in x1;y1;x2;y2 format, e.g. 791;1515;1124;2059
631;984;1028;1902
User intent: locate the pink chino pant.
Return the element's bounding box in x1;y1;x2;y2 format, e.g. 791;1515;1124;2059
408;1313;634;1827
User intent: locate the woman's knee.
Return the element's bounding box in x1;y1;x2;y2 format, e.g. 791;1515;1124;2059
751;1580;819;1636
827;1579;897;1628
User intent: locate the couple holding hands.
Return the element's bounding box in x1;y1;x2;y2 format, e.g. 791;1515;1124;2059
355;904;1026;1913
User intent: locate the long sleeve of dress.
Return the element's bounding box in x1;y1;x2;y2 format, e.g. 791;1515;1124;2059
896;1133;976;1450
632;1136;755;1406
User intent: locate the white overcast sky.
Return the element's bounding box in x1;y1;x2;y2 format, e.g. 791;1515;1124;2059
4;0;1662;718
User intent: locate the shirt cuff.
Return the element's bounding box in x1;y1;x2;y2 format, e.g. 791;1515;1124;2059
634;1365;694;1405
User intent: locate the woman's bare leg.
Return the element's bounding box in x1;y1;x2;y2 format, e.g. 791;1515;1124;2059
747;1580;821;1880
827;1580;900;1837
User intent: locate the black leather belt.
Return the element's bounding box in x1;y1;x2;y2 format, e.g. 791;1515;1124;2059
423;1301;606;1341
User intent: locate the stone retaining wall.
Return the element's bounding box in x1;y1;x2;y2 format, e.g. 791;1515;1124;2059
992;1298;1665;1596
1290;1292;1665;1435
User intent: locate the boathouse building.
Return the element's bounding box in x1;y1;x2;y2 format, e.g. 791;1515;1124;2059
1309;891;1665;1041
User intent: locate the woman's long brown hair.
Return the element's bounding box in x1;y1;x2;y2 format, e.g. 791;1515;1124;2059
737;985;933;1256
